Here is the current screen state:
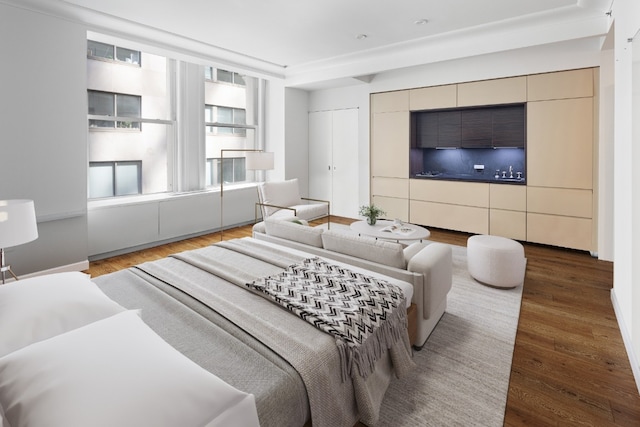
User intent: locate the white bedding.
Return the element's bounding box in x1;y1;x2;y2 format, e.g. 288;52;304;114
0;273;260;427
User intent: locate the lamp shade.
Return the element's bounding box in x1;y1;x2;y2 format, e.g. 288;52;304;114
0;200;39;248
245;151;274;171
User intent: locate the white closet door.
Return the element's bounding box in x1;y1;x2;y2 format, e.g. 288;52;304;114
331;108;359;217
308;111;332;204
308;108;359;218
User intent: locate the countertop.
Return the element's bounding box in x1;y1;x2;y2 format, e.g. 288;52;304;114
413;173;526;185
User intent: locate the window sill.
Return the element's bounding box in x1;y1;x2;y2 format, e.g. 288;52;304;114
88;183;259;210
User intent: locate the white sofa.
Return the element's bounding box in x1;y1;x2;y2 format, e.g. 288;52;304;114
252;218;453;349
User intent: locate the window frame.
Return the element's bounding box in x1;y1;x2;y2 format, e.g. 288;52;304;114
88;160;142;199
88;90;143;131
87;40;142;67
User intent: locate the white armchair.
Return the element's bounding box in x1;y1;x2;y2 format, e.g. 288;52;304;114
256;178;330;223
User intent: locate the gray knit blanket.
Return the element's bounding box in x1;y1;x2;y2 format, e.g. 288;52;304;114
134;238;415;426
249;257;409;382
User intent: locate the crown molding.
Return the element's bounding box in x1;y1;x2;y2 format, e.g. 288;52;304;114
0;0;286;80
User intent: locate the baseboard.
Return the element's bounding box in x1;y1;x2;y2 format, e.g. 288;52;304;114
611;288;640;394
16;260;90;281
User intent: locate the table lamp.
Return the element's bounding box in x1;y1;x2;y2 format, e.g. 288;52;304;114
0;199;39;284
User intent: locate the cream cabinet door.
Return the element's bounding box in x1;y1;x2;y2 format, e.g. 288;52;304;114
527;68;594;101
372;195;409;222
409;84;457;111
371;90;409;113
410;200;489;234
457;76;527;107
371;111;409;178
527;97;593;189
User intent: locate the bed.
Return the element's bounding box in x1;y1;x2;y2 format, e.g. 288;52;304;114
0;237;415;427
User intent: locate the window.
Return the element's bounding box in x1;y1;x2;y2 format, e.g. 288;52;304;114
88;40;141;66
87;33;264;199
206;157;247;187
89;161;142;198
204;105;247;136
88;90;141;129
204;67;246;86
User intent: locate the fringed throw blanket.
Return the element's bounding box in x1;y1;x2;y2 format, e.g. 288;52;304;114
249;257;408;382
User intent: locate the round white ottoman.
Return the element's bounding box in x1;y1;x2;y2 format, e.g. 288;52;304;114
467;235;526;288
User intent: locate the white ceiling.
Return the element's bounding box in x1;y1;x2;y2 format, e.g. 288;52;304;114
22;0;614;88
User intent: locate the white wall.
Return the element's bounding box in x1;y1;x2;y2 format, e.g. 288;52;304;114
0;3;89;275
284;88;310;195
610;0;640;391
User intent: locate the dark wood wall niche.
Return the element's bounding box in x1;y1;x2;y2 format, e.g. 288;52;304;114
411;103;526;149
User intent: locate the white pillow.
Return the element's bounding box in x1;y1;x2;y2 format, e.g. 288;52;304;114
259;179;302;216
0;310;260;427
0;272;126;357
321;229;406;269
264;218;323;247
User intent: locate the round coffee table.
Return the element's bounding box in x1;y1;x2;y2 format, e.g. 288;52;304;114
350;220;430;242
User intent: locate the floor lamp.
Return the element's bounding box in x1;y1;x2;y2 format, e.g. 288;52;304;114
220;149;274;240
0;199;39;284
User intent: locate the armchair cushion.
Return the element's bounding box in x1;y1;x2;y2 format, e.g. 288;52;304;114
258;179;302;217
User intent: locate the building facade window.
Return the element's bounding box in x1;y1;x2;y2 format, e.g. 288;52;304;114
204;105;246;136
89;161;142;198
204;67;246;86
88;90;141;129
87;34;264;199
87;40;141;65
206;157;246;187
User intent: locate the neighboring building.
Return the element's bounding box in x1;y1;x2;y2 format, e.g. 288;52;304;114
87;39;260;199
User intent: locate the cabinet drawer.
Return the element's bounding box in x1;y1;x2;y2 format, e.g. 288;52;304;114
371;90;409;113
490;209;526;241
409;84;457;111
527;187;592;218
410;179;489;207
490;184;526;211
372;177;409;198
372;196;409;222
457;76;527;106
527;68;594;101
410;200;489;234
527;213;592;251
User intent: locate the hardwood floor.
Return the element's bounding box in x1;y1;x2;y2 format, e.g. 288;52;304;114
85;216;640;426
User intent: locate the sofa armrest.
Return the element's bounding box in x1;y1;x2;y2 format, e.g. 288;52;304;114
407;243;452;320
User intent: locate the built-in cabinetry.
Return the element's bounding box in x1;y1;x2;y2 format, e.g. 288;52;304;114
370;68;597;252
371;91;410;221
525;68;595;251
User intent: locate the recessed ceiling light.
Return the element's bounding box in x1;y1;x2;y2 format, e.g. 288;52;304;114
415;19;429;25
356;34;368;40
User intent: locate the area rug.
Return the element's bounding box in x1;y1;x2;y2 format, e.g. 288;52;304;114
375;244;524;426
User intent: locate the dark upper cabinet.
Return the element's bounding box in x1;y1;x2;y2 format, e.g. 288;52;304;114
412;103;525;149
492;105;525;147
413;112;438;148
412;110;461;148
438;110;461;148
461;109;492;148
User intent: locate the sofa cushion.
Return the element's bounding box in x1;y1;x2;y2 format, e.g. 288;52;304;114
259;179;302;217
264;218;323;248
321;230;405;269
